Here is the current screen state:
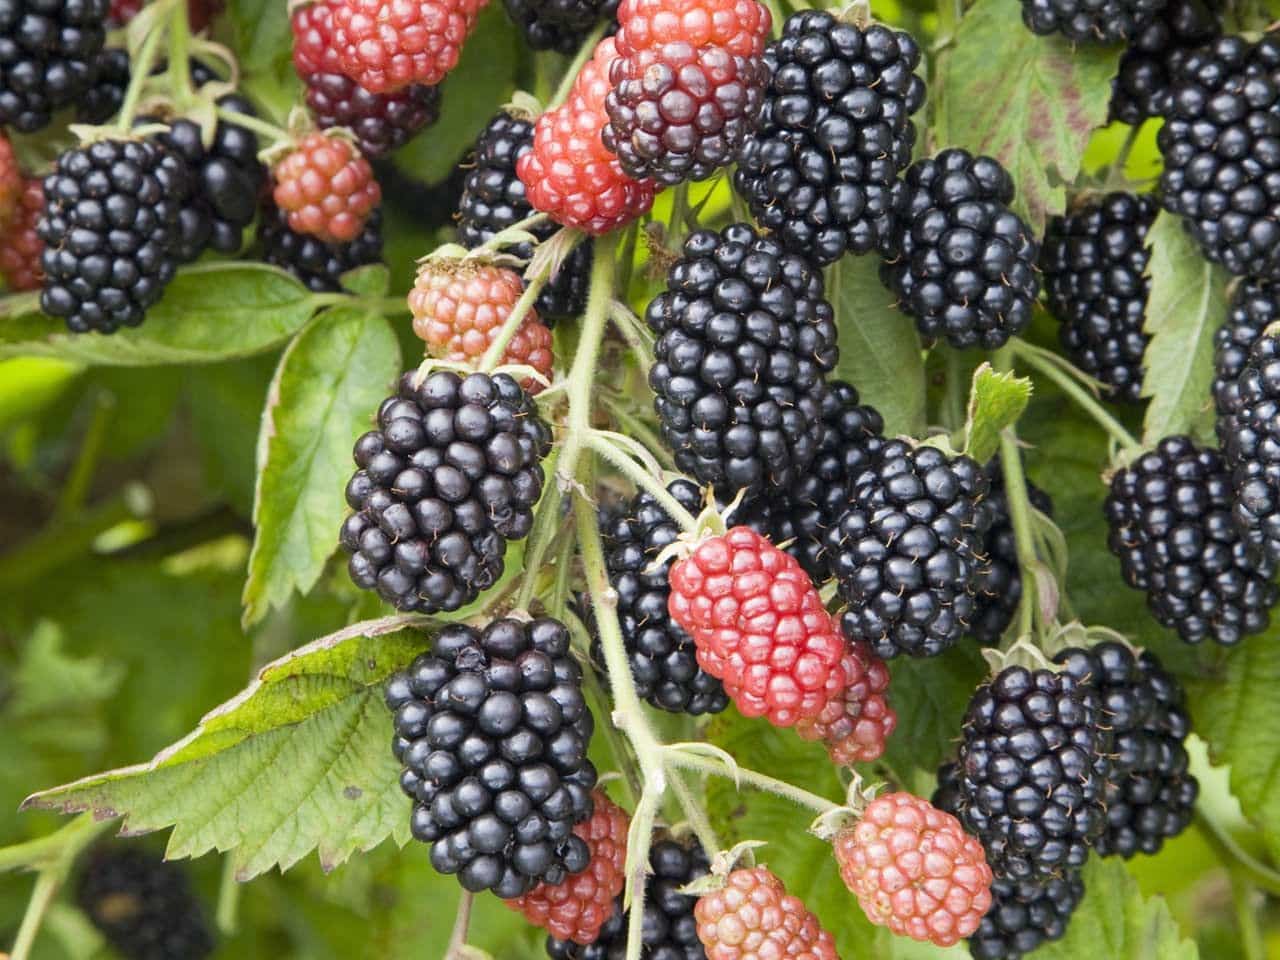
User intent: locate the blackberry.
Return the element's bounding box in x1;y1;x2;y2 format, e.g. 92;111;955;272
882;149;1039;350
340;370;552;613
0;0;108;132
945;665;1109;881
969;459;1053;645
457;111;593;322
826;440;991;659
743;380;885;584
305;73;440;158
603;42;768;187
1221;335;1280;564
503;0;617;53
386;617;598;897
1109;0;1220;126
595;478;729;716
77;845;215;960
1054;642;1197;858
968;872;1085;960
1040;192;1157;405
644;222;837;496
1020;0;1165;43
545;836;708;960
1157;36;1280;279
732;10;925;266
259;202;383;292
76;44;128;123
1213;278;1279;440
1104;435;1278;645
38;137;187;334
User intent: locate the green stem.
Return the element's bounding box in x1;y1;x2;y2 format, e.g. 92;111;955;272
1196;809;1280;898
993;346;1044;638
115;23;168;131
1231;871;1266;960
444;891;475;959
662;747;840;816
479;271;549;372
515;449;564;611
216;854;240;936
942;347;967;434
558;237;617;488
602;398;672;470
1012;340;1142;455
585;432;697;532
668;770;721;855
11;871;58;960
213;106;290;146
167;0;194;108
549;23;607;110
55;390;115;520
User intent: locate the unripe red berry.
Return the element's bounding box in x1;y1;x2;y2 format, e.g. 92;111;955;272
694;866;838;960
329;0;489;93
0;178;45;291
795;643;896;765
0;134;21;227
272;132;381;243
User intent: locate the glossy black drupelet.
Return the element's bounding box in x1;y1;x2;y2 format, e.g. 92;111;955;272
970;459;1053;645
1020;0;1165;43
1054;642;1197;858
1041;192;1157;404
743;380;885;584
604;42;768;187
597;479;729;716
645;223;837;496
733;11;925;266
1221;335;1280;564
1110;0;1220;125
503;0;616;54
386;618;598;898
1213;278;1279;431
882;149;1039;350
1158;36;1280;279
545;836;708;960
305;73;440;158
827;439;991;659
1105;435;1278;645
77;846;214;960
259;203;384;292
38;138;186;334
340;371;552;613
0;0;108;132
968;872;1085;960
948;665;1109;881
456;111;592;322
76;44;127;122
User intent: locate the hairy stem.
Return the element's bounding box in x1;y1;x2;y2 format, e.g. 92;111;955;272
558;236;617;487
662;747;840;815
669;770;722;855
1196;809;1280;897
10;871;58;960
1012;340;1142;455
114;0;174;131
213;106;290;146
216;854;241;935
585;432;697;532
444;891;475;960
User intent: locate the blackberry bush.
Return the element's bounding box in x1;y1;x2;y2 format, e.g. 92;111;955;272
0;0;109;131
1105;435;1278;645
1220;335;1280;565
734;10;925;265
1110;0;1220;125
340;370;552;613
386;617;597;897
645;223;837;495
827;439;991;659
882;149;1039;350
1040;192;1157;404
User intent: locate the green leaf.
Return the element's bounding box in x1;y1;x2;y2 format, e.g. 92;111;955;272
880;644;987;784
963;363;1033;463
1034;857;1199;959
242;307;401;627
0;264;321;366
830;255;927;436
340;264;392;298
1141;211;1229;445
936;0;1118;234
22;615;433;880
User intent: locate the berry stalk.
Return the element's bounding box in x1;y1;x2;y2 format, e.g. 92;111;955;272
478;269;550;372
662;745;841;815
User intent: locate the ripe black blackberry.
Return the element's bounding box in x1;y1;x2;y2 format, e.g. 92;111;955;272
826;439;991;659
545;836;708;960
1110;0;1220;125
259;202;384;292
77;845;215;960
1158;36;1280;279
1054;642;1197;858
881;149;1039;350
969;459;1053;645
340;370;552;613
1105;435;1278;645
1040;192;1157;404
503;0;617;54
1020;0;1165;43
386;617;598;898
38;137;187;334
1221;335;1280;564
457;111;592;322
1214;278;1279;443
945;664;1109;881
645;222;837;496
76;44;128;123
603;43;768;187
743;380;885;584
305;73;441;158
967;872;1085;960
732;10;925;266
0;0;108;132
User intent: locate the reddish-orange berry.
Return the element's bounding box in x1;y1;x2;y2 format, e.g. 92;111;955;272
271;132;381;243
